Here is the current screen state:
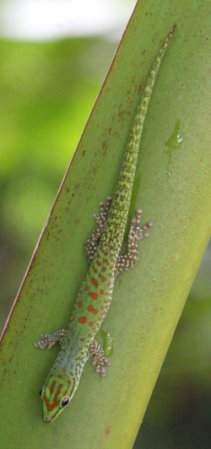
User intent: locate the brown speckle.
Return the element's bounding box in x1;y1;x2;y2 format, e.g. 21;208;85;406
105;426;111;436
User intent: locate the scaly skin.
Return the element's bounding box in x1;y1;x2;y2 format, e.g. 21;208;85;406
35;25;176;422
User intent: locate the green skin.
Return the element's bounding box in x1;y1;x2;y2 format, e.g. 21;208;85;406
35;25;176;423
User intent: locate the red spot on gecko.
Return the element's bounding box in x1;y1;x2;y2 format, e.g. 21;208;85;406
93;267;98;273
80;337;84;341
100;289;105;294
84;286;89;291
89;292;98;299
101;276;106;282
91;277;98;287
89;321;94;327
77;301;83;307
87;305;98;314
79;317;87;323
87;305;94;312
102;266;106;272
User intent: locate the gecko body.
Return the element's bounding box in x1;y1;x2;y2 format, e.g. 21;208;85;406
35;25;176;422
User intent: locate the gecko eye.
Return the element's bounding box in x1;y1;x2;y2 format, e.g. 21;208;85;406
61;397;70;408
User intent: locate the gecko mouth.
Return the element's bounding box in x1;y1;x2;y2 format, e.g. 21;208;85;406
43;410;59;423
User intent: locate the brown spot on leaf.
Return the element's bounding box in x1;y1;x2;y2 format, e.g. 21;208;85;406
105;426;111;436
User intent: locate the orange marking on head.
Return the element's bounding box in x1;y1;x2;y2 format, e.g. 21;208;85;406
87;305;94;312
89;321;94;327
77;301;83;307
93;308;98;314
49;382;56;393
88;292;98;299
45;384;62;411
91;277;98;287
79;317;87;323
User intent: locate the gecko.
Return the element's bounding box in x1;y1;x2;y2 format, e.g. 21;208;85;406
35;25;176;423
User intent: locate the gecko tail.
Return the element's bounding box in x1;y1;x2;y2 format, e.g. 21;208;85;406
112;25;177;214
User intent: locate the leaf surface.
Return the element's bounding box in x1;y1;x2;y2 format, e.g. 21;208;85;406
0;1;210;448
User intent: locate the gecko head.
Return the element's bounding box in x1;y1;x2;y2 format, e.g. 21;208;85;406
41;371;76;423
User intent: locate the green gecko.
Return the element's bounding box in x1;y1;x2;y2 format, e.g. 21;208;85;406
35;25;176;423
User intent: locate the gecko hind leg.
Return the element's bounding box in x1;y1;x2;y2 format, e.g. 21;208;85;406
34;329;67;349
116;208;152;274
85;196;112;262
89;339;110;377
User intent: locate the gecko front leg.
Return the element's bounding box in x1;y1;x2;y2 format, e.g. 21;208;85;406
89;340;110;377
116;209;152;274
34;329;67;349
35;333;110;376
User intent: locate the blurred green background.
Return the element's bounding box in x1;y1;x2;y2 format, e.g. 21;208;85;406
0;1;210;448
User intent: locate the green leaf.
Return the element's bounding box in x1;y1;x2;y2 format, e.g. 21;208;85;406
0;1;210;448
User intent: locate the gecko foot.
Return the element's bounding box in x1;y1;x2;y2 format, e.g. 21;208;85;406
85;196;112;262
116;208;152;274
34;329;67;349
89;339;110;377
